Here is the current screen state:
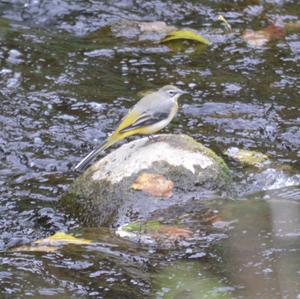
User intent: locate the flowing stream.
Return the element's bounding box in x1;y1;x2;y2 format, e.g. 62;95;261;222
0;1;299;298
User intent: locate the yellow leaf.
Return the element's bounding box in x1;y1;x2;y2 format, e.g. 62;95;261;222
35;232;91;246
10;232;92;253
161;30;211;45
11;245;58;253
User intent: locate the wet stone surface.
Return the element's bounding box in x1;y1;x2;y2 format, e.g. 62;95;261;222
0;0;300;298
63;134;230;227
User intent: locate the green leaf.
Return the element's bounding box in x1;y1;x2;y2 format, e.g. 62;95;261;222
161;30;211;45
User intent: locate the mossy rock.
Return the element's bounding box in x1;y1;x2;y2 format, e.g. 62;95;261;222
61;134;231;227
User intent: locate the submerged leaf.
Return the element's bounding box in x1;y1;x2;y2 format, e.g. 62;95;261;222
242;30;270;47
262;22;285;39
11;232;92;253
242;22;286;47
161;30;211;45
12;245;58;253
158;225;193;239
35;232;92;245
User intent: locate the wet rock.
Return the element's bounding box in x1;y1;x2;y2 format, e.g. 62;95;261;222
110;19;176;41
62;134;231;227
225;147;269;168
109;19;210;46
7;49;23;64
115;200;224;249
84;49;115;58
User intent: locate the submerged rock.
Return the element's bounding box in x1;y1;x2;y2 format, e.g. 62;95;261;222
61;134;231;227
110;20;176;41
224;147;269;168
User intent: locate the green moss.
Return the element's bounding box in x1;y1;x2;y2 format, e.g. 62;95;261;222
183;135;231;183
123;220;161;232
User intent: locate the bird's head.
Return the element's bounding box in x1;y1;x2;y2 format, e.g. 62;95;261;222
159;85;187;101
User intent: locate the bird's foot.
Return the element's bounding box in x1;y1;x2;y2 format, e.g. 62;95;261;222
148;135;160;142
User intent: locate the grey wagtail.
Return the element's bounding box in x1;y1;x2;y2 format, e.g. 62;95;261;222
74;85;186;171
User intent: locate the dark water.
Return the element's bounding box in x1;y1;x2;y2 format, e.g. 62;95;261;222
0;0;300;298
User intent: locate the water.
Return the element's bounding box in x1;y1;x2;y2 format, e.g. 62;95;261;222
0;0;299;297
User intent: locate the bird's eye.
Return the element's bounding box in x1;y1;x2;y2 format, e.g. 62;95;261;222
168;90;176;96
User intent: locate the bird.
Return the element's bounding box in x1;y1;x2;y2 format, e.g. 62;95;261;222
74;85;186;171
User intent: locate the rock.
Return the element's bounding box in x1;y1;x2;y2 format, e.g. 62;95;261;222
61;134;231;227
110;20;176;41
115;200;223;249
224;147;269;168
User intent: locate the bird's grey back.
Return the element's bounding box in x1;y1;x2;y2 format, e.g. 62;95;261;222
133;90;173;115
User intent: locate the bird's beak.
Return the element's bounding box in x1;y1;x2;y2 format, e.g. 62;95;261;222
179;89;188;95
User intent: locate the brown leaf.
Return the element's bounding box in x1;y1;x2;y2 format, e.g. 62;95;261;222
242;22;286;47
204;214;223;224
242;29;269;47
158;225;193;239
131;172;174;198
261;22;285;39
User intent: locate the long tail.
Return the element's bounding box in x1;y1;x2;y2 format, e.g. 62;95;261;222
74;139;114;171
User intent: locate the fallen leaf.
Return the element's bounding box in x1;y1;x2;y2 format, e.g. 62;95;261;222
161;30;211;45
242;29;270;47
11;245;58;253
11;232;92;252
262;22;285;39
242;22;286;47
131;172;174;198
35;232;92;246
203;214;223;224
158;225;193;239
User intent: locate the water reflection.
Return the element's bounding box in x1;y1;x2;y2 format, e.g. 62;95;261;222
153;196;300;298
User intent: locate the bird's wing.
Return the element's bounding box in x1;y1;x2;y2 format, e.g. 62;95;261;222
118;110;169;133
